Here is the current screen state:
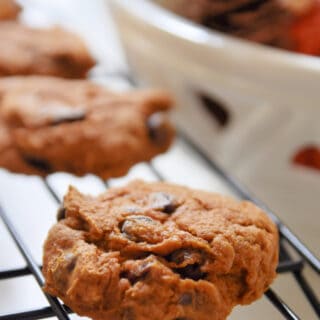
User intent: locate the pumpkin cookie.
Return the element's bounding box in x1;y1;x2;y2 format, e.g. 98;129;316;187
0;77;174;178
0;22;95;78
43;180;278;320
0;0;21;20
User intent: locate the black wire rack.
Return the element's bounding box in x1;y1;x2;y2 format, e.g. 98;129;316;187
0;131;319;320
0;69;319;320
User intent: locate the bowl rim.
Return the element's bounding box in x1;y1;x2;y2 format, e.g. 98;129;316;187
110;0;320;73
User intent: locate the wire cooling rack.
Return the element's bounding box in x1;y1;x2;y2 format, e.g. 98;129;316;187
0;126;319;320
0;0;317;317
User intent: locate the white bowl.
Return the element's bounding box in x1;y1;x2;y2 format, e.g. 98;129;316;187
108;0;320;105
108;0;320;259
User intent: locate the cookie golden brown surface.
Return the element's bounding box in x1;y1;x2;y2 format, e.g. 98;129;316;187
0;0;20;20
0;22;95;78
0;76;175;178
0;119;42;174
43;180;279;320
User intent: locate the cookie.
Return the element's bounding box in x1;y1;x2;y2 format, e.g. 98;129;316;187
43;180;279;320
0;0;20;20
0;22;95;78
0;120;42;174
0;76;174;178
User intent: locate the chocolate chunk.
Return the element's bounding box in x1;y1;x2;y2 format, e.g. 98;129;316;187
174;264;205;281
120;262;151;285
56;206;66;221
149;192;178;214
147;112;169;146
167;249;206;281
167;249;201;265
23;155;52;172
121;215;156;242
121;215;154;229
53;252;77;290
64;252;77;272
179;293;193;305
168;249;189;265
120;270;136;285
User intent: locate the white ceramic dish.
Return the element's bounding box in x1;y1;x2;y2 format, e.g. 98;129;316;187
108;0;320;260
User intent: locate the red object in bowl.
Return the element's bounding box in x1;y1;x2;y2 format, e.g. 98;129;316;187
291;1;320;56
293;145;320;171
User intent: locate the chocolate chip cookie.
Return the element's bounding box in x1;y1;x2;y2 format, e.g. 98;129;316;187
0;119;42;174
0;22;95;78
0;0;20;20
43;180;279;320
0;76;174;178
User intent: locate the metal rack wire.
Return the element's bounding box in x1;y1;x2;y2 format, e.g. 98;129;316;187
0;130;319;320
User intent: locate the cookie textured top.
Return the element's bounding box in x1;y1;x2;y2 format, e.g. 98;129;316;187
0;0;20;20
0;76;174;178
0;119;39;174
43;180;279;320
0;22;95;78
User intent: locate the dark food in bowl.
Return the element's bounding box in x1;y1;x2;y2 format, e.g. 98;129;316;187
158;0;320;56
292;1;320;55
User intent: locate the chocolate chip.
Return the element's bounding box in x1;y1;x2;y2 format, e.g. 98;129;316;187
166;249;206;281
179;293;193;305
147;112;169;146
120;262;151;285
174;264;205;281
23;155;52;172
167;249;200;265
121;215;154;229
174;318;192;320
64;252;77;272
56;207;66;221
121;215;156;242
149;192;178;214
169;250;189;265
120;270;136;285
